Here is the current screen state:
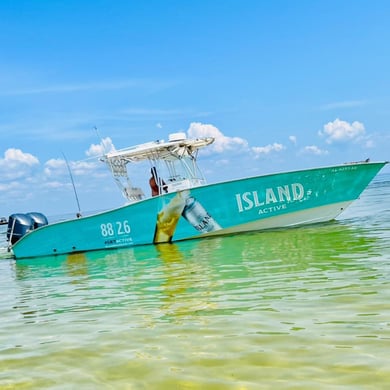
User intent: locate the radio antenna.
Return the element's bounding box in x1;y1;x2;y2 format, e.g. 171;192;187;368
94;126;109;154
62;152;82;218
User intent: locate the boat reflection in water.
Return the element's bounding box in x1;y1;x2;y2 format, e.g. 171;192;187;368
13;221;380;278
12;221;381;321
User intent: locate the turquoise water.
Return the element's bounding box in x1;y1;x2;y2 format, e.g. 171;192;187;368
1;174;389;389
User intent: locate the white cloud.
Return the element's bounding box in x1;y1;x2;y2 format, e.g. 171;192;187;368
187;122;248;153
187;122;287;162
44;157;102;179
319;118;365;144
86;137;116;157
252;143;285;158
45;158;65;169
44;158;67;177
289;135;297;145
0;148;40;180
0;181;23;192
71;160;101;176
0;141;122;215
1;148;39;166
301;145;329;155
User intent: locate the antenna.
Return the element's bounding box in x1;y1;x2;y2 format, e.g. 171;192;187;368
94;126;109;154
62;152;82;218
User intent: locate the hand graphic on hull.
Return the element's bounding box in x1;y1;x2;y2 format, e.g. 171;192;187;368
153;191;222;244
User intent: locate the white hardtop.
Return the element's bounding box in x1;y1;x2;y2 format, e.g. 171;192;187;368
104;133;214;162
101;133;214;203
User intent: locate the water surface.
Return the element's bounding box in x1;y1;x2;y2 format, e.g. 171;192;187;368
1;175;389;389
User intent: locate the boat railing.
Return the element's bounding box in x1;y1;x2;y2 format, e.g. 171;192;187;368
124;187;145;202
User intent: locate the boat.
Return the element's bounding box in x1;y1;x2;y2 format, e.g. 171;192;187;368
0;217;7;225
6;132;388;259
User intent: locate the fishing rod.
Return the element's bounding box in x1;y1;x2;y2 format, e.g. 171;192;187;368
62;152;82;218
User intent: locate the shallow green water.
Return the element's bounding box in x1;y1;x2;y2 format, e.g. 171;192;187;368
1;175;389;389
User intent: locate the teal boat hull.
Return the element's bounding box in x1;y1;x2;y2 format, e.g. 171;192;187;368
11;161;387;259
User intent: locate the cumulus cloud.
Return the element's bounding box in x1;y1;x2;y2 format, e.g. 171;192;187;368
44;158;67;177
252;143;285;158
86;137;116;157
187;122;248;153
301;145;329;155
71;160;101;176
44;158;100;178
319;118;365;144
0;148;39;167
45;158;65;169
0;148;40;180
186;122;287;162
0;140;120;213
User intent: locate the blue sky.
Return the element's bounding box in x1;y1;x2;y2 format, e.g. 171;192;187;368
1;0;389;217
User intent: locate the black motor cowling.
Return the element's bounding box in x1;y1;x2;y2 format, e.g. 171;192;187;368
27;212;49;229
7;212;48;245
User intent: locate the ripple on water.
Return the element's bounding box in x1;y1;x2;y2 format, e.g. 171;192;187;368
1;179;390;388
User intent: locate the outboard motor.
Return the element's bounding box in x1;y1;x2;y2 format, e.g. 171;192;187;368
7;213;34;245
6;212;48;245
27;212;48;229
